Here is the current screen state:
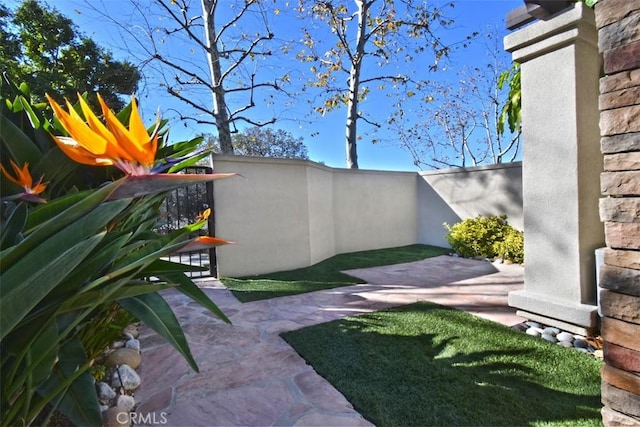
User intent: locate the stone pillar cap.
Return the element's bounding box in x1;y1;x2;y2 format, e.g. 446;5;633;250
504;2;596;63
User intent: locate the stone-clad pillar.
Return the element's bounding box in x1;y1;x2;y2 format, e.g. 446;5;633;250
504;2;604;335
594;0;640;424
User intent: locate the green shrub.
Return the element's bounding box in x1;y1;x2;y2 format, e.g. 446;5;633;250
444;215;523;263
494;227;524;264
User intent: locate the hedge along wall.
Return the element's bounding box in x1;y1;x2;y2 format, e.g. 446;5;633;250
595;0;640;424
211;155;523;277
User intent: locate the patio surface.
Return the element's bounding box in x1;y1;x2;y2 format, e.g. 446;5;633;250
134;255;525;426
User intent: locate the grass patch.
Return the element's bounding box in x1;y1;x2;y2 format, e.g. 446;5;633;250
221;244;450;302
282;302;603;427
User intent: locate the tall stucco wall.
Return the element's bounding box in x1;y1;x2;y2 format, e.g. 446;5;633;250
306;165;335;265
418;162;524;248
332;169;418;254
212;155;419;277
212;155;524;277
211;156;315;277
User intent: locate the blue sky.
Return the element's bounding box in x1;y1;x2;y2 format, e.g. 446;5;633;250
11;0;523;171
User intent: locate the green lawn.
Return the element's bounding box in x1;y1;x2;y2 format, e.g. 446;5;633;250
221;244;450;302
282;302;603;427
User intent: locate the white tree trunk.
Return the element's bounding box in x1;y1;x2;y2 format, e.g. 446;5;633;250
201;0;234;154
344;0;371;169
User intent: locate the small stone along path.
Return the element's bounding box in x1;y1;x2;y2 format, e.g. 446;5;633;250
135;255;525;427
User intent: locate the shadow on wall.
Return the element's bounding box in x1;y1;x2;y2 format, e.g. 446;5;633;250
417;178;461;248
418;162;524;248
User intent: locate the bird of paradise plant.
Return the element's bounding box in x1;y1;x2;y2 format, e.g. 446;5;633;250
0;160;47;203
0;82;236;426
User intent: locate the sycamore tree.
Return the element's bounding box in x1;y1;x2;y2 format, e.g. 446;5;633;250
389;30;521;169
83;0;293;154
0;0;139;111
296;0;470;169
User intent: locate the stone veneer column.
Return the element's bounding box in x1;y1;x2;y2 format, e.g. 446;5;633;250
594;0;640;424
504;2;604;335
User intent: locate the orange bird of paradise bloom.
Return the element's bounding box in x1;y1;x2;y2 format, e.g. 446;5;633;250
46;93;161;176
0;160;48;202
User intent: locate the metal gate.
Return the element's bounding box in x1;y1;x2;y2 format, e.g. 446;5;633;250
158;166;217;278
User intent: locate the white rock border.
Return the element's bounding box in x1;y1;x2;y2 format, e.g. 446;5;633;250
98;323;142;427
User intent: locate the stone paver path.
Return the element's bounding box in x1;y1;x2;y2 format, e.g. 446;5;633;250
135;255;524;426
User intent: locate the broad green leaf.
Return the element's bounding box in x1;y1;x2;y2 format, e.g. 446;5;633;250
106;173;235;200
79;236;192;293
0;233;104;341
1;199;128;339
58;283;176;314
26;321;58;391
18;82;31;98
0;113;43;165
119;293;199;371
0;180;124;270
37;338;101;427
161;272;230;324
109;228;192;272
18;96;41;129
0;202;26;250
42;233;133;301
24;190;92;232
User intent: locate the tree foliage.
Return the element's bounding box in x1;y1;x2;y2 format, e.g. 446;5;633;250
206;126;309;160
0;0;140;111
296;0;467;168
231;127;309;159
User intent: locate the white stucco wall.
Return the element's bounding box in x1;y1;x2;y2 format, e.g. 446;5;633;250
211;155;524;277
332;169;419;254
211;156;314;277
212;156;420;276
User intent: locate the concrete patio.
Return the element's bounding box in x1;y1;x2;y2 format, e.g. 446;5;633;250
134;255;525;426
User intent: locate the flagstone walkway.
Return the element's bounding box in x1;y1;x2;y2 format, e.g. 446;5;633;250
134;255;525;427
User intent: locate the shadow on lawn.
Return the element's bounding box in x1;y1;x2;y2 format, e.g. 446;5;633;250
282;302;603;427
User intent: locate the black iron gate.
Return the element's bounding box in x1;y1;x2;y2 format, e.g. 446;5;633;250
158;166;217;277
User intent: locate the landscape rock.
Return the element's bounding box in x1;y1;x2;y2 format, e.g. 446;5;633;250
105;348;141;370
543;327;560;336
111;364;141;391
526;327;542;337
556;331;574;343
117;394;136;412
97;381;117;403
541;333;558;343
125;339;141;352
122;324;139;339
